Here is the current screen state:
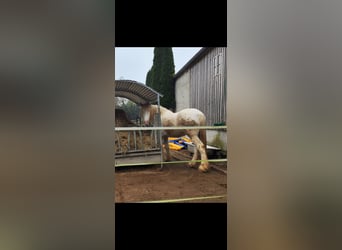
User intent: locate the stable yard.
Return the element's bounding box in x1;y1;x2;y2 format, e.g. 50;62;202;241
114;79;227;203
114;151;227;203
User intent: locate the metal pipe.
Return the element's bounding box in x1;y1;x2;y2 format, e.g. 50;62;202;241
127;131;131;151
157;95;163;169
138;129;142;152
116;132;122;152
133;130;137;150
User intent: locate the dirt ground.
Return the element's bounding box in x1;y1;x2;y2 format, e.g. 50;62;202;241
114;150;227;203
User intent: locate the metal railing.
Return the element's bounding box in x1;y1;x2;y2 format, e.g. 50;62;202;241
114;125;227;167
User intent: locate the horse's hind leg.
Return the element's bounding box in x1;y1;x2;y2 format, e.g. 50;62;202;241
190;135;209;172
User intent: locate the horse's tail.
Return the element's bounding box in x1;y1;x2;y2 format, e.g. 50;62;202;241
199;128;207;151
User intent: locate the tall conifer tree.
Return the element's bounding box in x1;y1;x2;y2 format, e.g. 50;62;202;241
146;47;175;109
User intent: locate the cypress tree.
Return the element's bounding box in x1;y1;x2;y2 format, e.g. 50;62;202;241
145;47;175;109
145;69;153;89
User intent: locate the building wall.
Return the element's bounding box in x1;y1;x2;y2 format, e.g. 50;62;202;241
175;70;190;111
189;47;226;126
174;47;227;150
207;130;227;151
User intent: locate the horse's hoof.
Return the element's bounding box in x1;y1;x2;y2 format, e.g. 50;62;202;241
187;162;196;168
198;165;209;172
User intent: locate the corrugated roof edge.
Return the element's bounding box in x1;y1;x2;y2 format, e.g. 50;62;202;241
116;79;164;97
173;47;213;80
114;79;164;104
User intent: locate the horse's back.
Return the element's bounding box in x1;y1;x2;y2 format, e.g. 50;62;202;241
176;108;206;126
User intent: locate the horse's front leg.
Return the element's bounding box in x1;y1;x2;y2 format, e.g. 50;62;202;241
162;134;171;162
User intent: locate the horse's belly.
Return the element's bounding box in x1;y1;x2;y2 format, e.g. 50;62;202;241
167;129;186;138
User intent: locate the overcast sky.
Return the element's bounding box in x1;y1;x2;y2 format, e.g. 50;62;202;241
115;47;202;83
